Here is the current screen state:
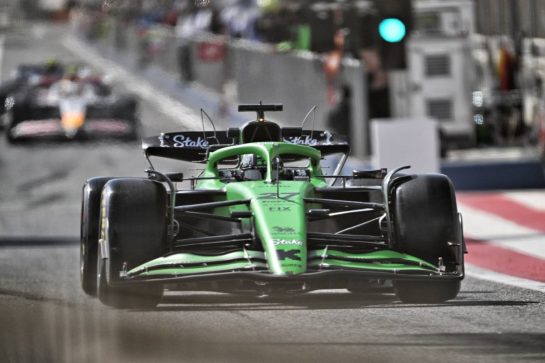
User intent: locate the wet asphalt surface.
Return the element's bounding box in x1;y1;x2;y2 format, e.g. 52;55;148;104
0;23;544;363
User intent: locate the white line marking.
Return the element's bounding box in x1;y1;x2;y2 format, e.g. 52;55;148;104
458;203;534;240
466;264;545;293
504;190;545;212
493;235;545;260
459;203;545;259
61;36;199;128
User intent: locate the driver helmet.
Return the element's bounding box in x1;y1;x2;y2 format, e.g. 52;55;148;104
57;79;81;97
240;154;266;169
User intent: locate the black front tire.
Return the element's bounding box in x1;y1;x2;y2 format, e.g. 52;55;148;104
97;178;167;309
80;177;115;297
392;174;462;303
395;280;461;303
97;257;163;309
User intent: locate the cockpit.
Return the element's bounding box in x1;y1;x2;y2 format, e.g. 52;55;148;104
216;153;313;182
204;142;322;183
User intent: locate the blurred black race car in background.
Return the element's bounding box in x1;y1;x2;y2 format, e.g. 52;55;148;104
0;62;140;142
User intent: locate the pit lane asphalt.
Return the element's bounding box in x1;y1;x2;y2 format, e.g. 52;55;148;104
0;23;544;363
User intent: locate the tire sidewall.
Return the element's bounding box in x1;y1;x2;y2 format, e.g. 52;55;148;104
392;173;458;265
80;177;115;296
97;178;167;308
391;173;462;303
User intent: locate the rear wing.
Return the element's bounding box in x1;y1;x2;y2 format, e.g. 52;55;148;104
142;128;350;162
143;131;231;162
16;63;65;79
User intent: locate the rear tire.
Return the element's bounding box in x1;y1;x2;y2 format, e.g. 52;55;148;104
97;178;167;309
113;95;138;122
6;127;17;143
115;96;139;141
80;177;115;297
392;174;461;303
6;99;35;143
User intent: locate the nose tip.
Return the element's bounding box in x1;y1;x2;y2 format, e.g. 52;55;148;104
61;112;85;131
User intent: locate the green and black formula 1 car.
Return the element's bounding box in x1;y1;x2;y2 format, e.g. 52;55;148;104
80;104;466;309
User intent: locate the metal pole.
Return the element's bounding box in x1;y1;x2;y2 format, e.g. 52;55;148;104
345;58;368;158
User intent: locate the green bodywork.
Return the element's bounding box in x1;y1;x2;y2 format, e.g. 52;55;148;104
127;142;440;279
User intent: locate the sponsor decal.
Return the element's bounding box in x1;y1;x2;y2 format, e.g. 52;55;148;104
268;206;291;212
273;239;302;246
283;136;318;146
258;192;299;200
159;134;211;148
159;134;166;147
272;226;296;234
172;134;209;148
277;249;302;261
197;42;225;62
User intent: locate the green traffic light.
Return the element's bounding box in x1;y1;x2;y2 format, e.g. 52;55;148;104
379;18;406;43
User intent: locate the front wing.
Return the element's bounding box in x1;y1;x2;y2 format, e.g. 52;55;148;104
114;247;464;287
8;118;136;141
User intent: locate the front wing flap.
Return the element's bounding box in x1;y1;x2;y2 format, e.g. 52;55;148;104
119;247;463;285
